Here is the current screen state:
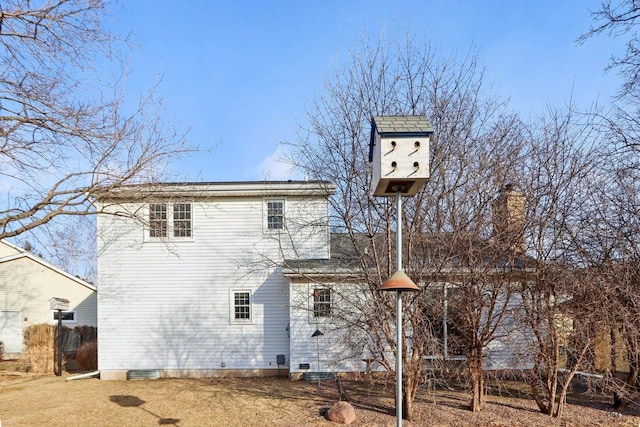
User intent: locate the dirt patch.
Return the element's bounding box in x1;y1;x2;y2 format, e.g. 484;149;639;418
0;368;638;426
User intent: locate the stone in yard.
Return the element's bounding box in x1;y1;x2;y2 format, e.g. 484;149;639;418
325;401;356;425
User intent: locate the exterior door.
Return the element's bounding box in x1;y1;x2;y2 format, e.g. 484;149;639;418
0;310;22;354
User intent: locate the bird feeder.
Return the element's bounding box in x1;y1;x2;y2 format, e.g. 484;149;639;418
369;115;434;197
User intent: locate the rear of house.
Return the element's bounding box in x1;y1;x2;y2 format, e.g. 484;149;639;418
95;181;334;380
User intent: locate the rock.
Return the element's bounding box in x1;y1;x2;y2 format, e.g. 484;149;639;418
325;401;356;425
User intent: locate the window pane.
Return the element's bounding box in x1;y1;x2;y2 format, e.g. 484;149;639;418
234;292;251;320
313;288;331;317
173;203;192;237
149;204;167;238
267;201;284;230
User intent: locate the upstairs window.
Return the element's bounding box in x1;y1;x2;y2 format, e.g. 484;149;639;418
313;288;331;318
173;203;192;237
267;200;284;230
149;204;168;238
147;203;192;240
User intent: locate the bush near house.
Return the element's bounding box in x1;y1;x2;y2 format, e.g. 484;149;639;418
62;325;97;356
74;341;97;371
0;340;4;360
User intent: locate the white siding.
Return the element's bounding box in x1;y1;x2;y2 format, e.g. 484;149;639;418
289;282;370;374
483;293;536;371
97;184;332;374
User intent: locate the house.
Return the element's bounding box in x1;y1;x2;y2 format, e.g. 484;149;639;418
0;240;97;356
95;181;336;380
96;179;542;380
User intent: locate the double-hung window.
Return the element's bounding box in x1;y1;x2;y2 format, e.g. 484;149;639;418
173;203;192;237
231;290;252;323
267;200;284;231
313;288;331;318
147;203;192;239
149;204;168;238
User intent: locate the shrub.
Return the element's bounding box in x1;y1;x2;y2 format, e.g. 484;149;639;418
23;324;61;373
74;341;97;371
0;340;4;360
73;325;97;346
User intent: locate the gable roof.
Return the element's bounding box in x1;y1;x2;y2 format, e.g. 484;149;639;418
0;240;96;292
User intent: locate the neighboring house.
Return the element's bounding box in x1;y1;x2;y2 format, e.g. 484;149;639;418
95;181;335;380
0;240;97;356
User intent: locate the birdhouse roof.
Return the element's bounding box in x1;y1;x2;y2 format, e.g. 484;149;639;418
371;115;434;136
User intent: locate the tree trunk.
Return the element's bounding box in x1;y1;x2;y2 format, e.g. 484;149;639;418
402;395;413;421
402;375;416;420
614;362;639;409
469;348;484;412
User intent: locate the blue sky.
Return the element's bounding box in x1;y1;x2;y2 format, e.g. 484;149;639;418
109;1;622;182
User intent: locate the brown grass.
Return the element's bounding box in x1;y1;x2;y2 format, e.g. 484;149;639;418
0;363;638;427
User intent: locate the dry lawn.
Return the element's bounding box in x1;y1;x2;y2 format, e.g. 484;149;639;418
0;364;639;426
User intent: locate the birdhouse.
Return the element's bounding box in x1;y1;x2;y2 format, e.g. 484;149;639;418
49;297;70;311
368;115;433;197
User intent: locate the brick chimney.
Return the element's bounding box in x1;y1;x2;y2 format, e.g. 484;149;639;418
492;184;525;253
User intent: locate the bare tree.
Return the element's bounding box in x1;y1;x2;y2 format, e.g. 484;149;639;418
516;104;605;417
0;0;192;245
578;1;640;408
287;35;526;416
579;0;640;100
569;141;640;408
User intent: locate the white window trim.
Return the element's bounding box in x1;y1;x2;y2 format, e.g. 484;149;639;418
145;202;194;241
230;289;253;324
264;198;286;233
51;310;77;324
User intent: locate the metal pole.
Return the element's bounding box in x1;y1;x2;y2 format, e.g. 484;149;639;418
56;310;62;376
395;190;403;426
397;189;402;272
316;336;321;386
443;284;448;361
